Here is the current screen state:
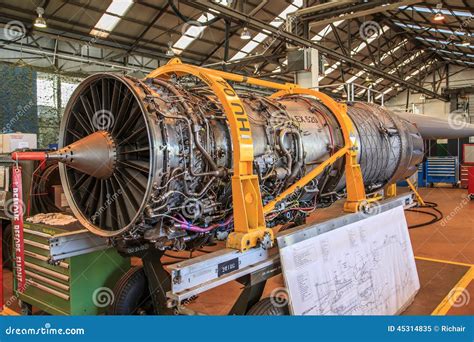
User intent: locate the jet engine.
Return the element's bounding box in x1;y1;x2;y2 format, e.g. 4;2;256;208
42;71;433;251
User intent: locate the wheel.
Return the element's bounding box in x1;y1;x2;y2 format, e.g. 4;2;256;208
246;297;290;316
469;194;474;200
109;266;153;315
2;223;13;270
19;301;32;315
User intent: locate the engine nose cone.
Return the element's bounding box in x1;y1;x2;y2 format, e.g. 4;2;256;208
49;131;116;179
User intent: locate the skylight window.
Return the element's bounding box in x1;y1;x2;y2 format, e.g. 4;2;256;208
90;0;133;38
340;39;407;90
229;0;303;61
241;40;261;53
172;0;231;54
173;13;216;54
394;22;469;37
405;61;434;80
375;87;393;100
311;20;344;42
320;25;390;82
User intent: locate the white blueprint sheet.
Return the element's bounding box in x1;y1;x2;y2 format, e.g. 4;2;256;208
279;206;420;315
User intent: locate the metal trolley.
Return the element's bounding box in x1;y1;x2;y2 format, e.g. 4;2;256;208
426;156;459;187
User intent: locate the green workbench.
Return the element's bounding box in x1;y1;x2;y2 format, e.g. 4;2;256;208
14;220;130;315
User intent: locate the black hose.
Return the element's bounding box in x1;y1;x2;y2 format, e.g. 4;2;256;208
405;201;443;229
168;0;221;25
163;252;189;260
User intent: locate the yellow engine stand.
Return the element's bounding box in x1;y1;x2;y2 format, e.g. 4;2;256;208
406;178;426;206
147;59;369;251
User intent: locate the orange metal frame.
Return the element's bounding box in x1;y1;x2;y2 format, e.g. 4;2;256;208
147;59;368;251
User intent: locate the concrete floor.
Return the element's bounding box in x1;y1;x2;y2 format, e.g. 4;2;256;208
3;187;473;315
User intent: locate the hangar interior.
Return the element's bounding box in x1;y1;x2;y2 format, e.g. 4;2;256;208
0;0;473;316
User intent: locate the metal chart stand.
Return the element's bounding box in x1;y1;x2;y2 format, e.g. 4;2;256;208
141;251;174;315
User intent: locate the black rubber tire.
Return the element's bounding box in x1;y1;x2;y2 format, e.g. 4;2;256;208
109;266;153;315
2;223;13;270
246;297;290;316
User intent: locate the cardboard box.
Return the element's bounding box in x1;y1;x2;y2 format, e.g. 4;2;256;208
0;133;37;153
52;184;69;209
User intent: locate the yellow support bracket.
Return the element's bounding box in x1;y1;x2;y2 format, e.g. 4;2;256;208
385;183;397;198
265;88;367;214
406;178;425;206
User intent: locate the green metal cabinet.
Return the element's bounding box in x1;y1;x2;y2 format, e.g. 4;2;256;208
14;221;130;315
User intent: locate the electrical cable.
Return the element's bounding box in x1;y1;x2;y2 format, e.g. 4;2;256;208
405;201;443;229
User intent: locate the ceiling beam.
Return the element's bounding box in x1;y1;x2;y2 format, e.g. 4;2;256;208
306;0;423;28
182;0;448;101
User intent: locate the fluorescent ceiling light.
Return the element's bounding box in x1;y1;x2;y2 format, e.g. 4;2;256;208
90;0;133;38
429;48;474;58
394;22;469;37
399;5;472;18
442;58;474;65
415;36;473;49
